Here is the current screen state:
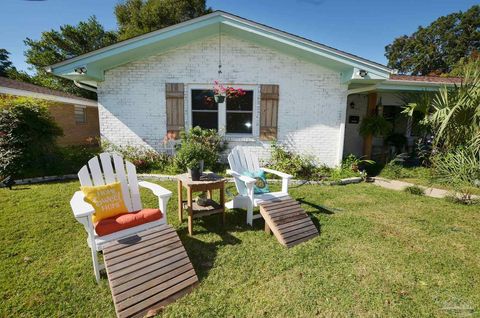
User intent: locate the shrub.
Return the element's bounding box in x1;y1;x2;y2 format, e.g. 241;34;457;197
176;126;226;169
431;147;480;187
174;127;226;171
101;140;173;173
174;141;209;171
0;97;63;178
404;185;425;196
268;142;325;180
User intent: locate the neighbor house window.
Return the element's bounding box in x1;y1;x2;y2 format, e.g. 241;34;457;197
191;89;218;130
190;87;254;135
74;106;86;124
226;90;253;134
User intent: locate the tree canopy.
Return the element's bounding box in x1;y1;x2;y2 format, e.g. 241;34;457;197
115;0;212;40
0;49;14;77
23;16;118;99
385;5;480;75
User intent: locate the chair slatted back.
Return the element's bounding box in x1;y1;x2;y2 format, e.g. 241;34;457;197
228;146;261;196
78;152;142;212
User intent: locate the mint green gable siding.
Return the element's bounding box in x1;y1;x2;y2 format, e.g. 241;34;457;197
48;11;391;86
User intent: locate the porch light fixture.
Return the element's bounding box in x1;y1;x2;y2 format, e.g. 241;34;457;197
358;69;368;78
74;66;87;75
349;102;355;109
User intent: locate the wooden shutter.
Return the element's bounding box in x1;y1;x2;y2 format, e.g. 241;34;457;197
260;84;279;140
165;83;184;139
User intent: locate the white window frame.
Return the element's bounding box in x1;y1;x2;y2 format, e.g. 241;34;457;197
74;105;87;124
187;84;258;138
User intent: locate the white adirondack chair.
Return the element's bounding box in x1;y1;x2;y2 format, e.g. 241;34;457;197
226;146;293;225
70;152;172;283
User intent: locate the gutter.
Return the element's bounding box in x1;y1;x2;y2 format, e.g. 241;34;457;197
74;81;97;93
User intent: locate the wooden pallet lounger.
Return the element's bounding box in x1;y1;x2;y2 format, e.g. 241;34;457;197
103;225;198;318
259;196;318;248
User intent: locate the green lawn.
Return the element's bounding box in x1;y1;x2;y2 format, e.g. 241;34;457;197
1;181;479;317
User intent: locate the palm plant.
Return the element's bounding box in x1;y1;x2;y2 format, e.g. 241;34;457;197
406;62;480;152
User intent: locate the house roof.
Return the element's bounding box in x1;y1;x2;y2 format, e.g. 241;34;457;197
47;11;393;87
0;77;97;107
389;74;462;84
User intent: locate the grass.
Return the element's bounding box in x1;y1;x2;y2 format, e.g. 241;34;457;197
1;181;480;317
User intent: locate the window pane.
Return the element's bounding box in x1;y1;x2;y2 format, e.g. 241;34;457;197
192;112;218;130
192;89;217;110
74;107;86;124
227;90;253;111
226;113;252;134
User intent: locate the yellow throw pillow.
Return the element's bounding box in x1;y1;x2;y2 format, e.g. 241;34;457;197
81;182;128;224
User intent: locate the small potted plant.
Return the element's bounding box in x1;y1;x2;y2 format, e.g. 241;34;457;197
187;158;202;181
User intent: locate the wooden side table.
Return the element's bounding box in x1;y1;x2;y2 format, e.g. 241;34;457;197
176;173;226;235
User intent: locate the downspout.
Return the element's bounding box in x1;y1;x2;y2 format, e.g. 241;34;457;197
74;81;97;93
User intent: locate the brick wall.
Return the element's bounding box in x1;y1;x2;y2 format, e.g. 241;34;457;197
97;35;348;166
49;103;100;146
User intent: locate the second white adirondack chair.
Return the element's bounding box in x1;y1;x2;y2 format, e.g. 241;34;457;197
70;152;172;283
225;146;293;225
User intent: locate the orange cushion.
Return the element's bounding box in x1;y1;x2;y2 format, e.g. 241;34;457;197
94;208;162;237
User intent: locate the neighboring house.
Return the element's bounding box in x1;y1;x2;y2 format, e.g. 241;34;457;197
0;77;99;146
47;11;461;166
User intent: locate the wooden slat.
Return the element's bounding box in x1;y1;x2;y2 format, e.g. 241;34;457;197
103;225;198;318
114;264;194;303
116;269;196;311
126;161;142;211
104;226;175;255
100;153;116;184
78;165;92;186
107;246;186;278
269;207;305;220
259;196;318;248
263;200;301;212
88;156;105;186
106;238;182;267
110;253;190;288
105;230;177;262
113;257;192;294
277;217;314;231
118;275;198;318
112;153;133;212
259;196;293;208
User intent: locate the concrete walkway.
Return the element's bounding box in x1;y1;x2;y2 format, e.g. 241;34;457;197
373;177;479;199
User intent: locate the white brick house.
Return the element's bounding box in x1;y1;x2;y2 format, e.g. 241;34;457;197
48;11;460;166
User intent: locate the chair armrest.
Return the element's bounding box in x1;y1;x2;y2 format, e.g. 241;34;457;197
138;181;172;198
262;168;293;179
70;191;95;219
226;169;256;185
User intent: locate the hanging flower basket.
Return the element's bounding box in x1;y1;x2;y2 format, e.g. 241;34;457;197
213;81;246;103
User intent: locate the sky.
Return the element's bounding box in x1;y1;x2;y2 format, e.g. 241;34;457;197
1;0;478;73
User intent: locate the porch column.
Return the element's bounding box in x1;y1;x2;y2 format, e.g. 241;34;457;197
362;92;377;159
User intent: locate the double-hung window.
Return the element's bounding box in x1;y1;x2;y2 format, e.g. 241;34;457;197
191;89;218;130
226;90;253;134
190;87;254;136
